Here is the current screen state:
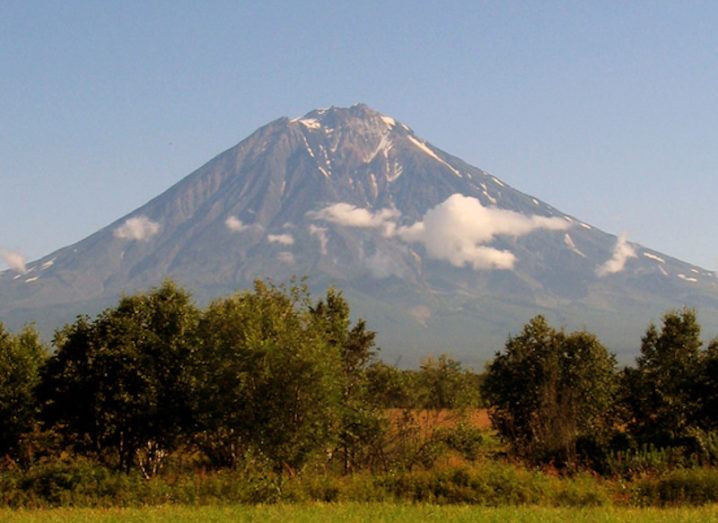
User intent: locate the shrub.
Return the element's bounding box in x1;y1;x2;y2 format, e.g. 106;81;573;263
438;422;484;462
377;464;557;505
10;458;124;507
635;468;718;505
548;473;610;507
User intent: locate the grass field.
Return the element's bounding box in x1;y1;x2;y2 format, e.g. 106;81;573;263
3;504;718;522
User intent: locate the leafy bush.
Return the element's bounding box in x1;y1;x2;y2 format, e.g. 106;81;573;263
375;463;607;506
0;458;126;508
548;473;610;507
635;468;718;505
437;423;484;461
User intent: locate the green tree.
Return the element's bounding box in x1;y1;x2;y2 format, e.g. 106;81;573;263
195;281;343;472
417;354;481;410
0;323;46;461
311;288;384;473
624;308;705;446
39;281;199;473
482;316;618;466
366;362;415;408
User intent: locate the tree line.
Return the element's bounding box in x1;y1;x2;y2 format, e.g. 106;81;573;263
483;311;718;470
0;280;480;476
1;278;717;475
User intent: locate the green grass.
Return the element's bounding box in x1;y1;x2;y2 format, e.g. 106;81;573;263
3;504;718;523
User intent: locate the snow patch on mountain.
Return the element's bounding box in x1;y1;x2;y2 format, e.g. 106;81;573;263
482;189;497;205
380;115;396;128
564;233;586;257
387;162;403;182
407;136;461;177
369;173;379;198
678;273;698;283
643;252;665;264
367;133;393;162
294;118;321;130
301;135;316;158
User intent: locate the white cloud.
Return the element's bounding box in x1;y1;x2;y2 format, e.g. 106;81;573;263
596;233;637;276
397;194;570;270
308;203;399;237
308;194;570;271
277;251;295;264
267;233;295;245
114;216;160;241
0;249;27;273
225;216;249;232
308;225;329;255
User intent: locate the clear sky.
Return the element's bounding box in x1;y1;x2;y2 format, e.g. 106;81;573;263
1;1;716;270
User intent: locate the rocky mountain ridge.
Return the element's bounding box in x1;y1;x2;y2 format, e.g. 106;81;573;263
2;104;717;365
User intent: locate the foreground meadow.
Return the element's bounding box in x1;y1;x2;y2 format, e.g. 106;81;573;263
3;289;718;517
3;504;718;523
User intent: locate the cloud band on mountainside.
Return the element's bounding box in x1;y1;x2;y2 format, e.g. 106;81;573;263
0;248;27;273
309;193;571;271
307;203;399;237
397;194;570;270
114;216;160;241
596;233;636;276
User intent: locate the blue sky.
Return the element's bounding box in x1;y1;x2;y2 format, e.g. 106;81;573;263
1;1;716;270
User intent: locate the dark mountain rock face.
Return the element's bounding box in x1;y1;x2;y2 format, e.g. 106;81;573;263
2;104;717;365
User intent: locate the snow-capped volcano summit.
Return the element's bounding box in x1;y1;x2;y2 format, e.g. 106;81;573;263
2;104;717;364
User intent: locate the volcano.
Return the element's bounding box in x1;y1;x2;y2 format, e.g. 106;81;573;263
2;104;717;365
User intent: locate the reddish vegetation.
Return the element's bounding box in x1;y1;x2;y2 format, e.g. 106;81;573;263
385;408;491;431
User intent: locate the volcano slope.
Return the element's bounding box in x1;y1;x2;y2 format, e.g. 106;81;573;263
2;104;716;365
